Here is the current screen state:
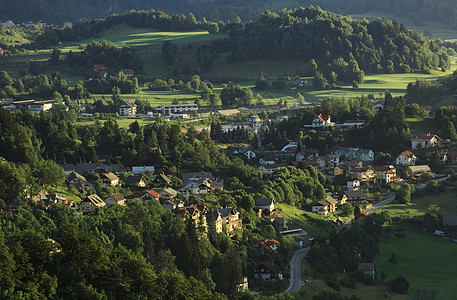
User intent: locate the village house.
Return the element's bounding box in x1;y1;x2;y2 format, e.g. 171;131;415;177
238;148;257;159
332;146;374;162
347;180;360;191
3;100;53;112
254;261;283;283
272;217;288;232
154;187;178;198
125;174;148;187
374;165;397;183
316;154;340;170
161;199;184;212
138;189;160;204
296;149;319;161
312;196;337;216
257;163;288;175
104;193;126;206
173;204;208;228
121;69;135;78
343;190;366;204
312;114;334;128
256;239;281;255
92;64;106;72
0;47;4;56
79;194;106;213
66;171;92;190
154;172;172;185
312;200;330;216
424;151;448;163
407;165;431;177
32;191;73;207
132;166;155;174
396;151;417;166
358;263;375;278
246;115;261;123
207;207;243;235
214;108;240;116
155;104;198;115
255;198;275;212
119;100;137;116
101;172;120;186
335;193;348;205
1;20;15;27
259;157;276;165
411;134;439;150
348;167;376;181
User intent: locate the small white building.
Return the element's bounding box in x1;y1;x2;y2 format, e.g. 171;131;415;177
396;151;417;166
347;180;360;191
119;100;137;116
312;114;334;128
411;134;438;150
155;104;198;115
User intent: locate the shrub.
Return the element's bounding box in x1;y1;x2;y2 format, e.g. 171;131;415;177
390;275;410;294
340;277;356;289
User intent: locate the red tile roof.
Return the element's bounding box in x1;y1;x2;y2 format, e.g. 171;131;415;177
400;151;415;158
314;114;330;122
146;189;160;199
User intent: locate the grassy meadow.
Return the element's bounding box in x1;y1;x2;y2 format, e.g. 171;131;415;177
376;225;457;300
276;203;336;237
376;191;457;219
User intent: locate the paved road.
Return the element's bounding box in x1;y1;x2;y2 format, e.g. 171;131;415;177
282;247;311;294
416;175;451;189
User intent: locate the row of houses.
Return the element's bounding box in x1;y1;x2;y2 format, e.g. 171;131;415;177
0;99;53;112
312;191;367;216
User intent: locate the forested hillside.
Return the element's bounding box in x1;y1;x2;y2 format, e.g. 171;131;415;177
2;0;457;28
217;7;449;76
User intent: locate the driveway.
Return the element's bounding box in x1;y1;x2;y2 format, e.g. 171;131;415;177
282;247;311;294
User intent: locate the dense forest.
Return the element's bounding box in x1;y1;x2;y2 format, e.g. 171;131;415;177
3;0;457;28
215;7;449;76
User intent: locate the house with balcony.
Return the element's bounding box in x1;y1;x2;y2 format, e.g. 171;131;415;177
411;134;438;150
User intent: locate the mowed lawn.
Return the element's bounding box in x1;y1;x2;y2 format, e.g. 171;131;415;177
377;191;457;218
376;225;457;300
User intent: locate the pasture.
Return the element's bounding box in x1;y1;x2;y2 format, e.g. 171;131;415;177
376;225;457;300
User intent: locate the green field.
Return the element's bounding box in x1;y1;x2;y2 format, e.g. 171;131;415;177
377;191;457;218
90;87;201;106
407;117;437;137
276;203;336;237
297;277;407;300
376;225;457;300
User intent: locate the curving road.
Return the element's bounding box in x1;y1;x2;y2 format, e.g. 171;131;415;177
282;247;311;294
